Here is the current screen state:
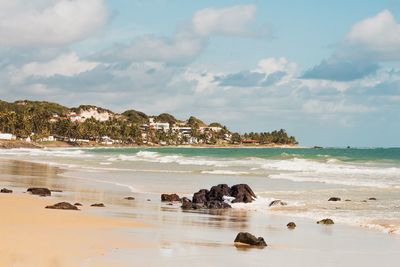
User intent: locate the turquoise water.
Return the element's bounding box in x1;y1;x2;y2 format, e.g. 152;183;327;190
88;147;400;162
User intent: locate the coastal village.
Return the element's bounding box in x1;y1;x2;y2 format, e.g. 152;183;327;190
0;100;297;147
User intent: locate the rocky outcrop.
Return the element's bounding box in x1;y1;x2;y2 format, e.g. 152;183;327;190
317;218;334;225
287;222;296;229
0;188;13;193
269;200;287;207
182;183;256;210
91;203;105;207
45;202;78;210
27;187;51;196
161;194;180;202
328;197;341;201
234;232;267;247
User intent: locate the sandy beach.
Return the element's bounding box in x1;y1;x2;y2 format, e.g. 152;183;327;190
1;148;400;267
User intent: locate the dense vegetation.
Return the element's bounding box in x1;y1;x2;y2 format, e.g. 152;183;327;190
0;100;298;145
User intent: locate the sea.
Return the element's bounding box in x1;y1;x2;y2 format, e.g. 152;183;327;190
1;146;399;234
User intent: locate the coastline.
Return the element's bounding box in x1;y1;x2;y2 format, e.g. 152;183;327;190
1;154;400;266
0;139;303;149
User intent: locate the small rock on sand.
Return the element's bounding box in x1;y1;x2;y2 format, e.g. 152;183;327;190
45;202;78;210
124;197;135;200
27;187;51;196
91;203;105;207
74;203;83;206
0;188;13;193
234;232;267;247
328;197;341;201
368;197;377;201
287;222;296;229
269;200;287;207
317;218;334;225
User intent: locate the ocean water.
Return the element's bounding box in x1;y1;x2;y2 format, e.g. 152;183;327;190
1;147;400;234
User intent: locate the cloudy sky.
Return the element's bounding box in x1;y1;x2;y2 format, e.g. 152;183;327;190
1;0;399;147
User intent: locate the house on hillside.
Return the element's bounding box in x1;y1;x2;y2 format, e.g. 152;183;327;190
0;133;16;140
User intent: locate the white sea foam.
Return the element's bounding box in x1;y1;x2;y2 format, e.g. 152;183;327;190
201;170;250;175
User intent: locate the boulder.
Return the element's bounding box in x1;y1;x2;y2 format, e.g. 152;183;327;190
287;222;296;229
0;188;13;193
206;200;231;209
234;232;267;247
124;197;135;200
91;203;105;207
230;184;256;203
368;197;377;201
208;184;231;201
181;197;194;210
45;202;78;210
161;193;181;202
192;189;209;203
27;187;51;196
269;200;287;207
328;197;341;201
317;218;334;225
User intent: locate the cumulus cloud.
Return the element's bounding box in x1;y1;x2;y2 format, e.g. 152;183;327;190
0;0;108;46
302;10;400;81
191;5;257;36
94;4;266;65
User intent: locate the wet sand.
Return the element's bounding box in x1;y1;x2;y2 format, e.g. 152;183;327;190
0;158;400;267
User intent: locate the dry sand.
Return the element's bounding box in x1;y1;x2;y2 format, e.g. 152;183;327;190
0;193;148;267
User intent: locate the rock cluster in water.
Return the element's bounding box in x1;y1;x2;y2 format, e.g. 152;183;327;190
27;187;51;197
45;202;79;210
181;184;256;210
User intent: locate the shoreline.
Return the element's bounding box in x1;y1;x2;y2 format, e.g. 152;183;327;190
0;139;303;149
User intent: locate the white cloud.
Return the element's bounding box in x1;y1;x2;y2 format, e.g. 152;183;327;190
0;0;108;46
192;4;256;36
302;100;375;114
344;10;400;60
11;53;99;83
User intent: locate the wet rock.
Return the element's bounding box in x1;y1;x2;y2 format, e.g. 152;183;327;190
287;222;296;229
328;197;341;201
0;188;13;193
45;202;78;210
230;184;256;203
124;197;135;200
234;232;267;247
27;187;51;196
208;184;231;201
362;200;367;202
181;197;194;210
192;189;209;203
161;193;181;202
74;203;83;206
368;197;377;201
345;199;351;202
269;200;287;207
91;203;105;207
206;200;231;209
317;218;334;225
147;199;151;201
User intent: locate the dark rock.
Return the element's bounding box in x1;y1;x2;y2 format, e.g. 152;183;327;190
181;197;194;210
269;200;287;207
208;184;231;201
192;189;209;203
368;197;377;201
91;203;105;207
74;203;83;206
167;203;173;206
287;222;296;229
161;193;181;202
45;202;78;210
206;200;231;209
317;218;334;225
362;200;367;202
124;197;135;200
328;197;341;201
230;184;256;203
345;199;351;202
234;232;267;247
0;188;13;193
147;199;151;201
27;187;51;196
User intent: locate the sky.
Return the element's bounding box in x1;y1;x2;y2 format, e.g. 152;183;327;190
0;0;399;147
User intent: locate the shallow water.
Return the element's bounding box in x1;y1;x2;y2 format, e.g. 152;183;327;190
1;147;400;234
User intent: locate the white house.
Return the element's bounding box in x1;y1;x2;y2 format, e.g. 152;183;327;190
0;133;15;140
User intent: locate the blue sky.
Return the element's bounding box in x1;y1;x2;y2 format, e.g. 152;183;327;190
0;0;399;147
